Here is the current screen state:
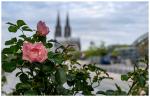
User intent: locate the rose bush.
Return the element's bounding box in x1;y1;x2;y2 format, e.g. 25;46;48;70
2;20;148;95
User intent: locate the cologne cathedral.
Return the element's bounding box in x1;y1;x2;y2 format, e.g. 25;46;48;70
54;12;81;51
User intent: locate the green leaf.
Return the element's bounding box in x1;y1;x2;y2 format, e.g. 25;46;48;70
19;73;29;83
48;51;55;59
46;43;53;48
138;76;145;87
5;38;17;45
38;36;46;43
2;61;16;72
8;25;18;32
121;74;128;81
67;47;75;52
9;45;20;53
2;54;16;63
67;74;75;86
62;64;67;70
82;90;92;95
17;39;24;48
55;67;66;85
48;52;64;64
17;58;23;66
16;72;22;77
2;76;7;83
6;22;16;26
88;65;96;71
22;26;32;31
19;35;26;39
43;61;55;72
54;54;64;64
56;85;71;95
119;91;127;95
24;90;38;95
17;20;26;28
26;71;33;76
47;39;56;42
2;54;7;61
105;90;115;95
16;83;31;90
2;48;12;54
23;37;33;43
87;85;94;91
96;91;106;95
93;76;98;82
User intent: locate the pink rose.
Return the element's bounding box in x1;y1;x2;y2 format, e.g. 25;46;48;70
37;21;49;36
22;41;48;63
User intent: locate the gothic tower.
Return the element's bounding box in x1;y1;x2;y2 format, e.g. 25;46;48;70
64;13;71;38
55;12;62;38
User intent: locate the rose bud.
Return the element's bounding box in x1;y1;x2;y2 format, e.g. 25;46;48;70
37;21;49;36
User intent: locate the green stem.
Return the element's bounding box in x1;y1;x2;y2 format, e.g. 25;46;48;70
127;81;136;95
20;28;25;35
18;61;25;73
19;67;24;73
30;66;34;77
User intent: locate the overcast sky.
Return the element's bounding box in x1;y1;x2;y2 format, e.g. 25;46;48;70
2;1;148;51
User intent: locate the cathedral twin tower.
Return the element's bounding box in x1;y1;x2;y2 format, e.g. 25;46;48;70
54;12;81;51
55;13;71;38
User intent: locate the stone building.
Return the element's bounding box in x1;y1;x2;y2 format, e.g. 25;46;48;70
54;12;81;51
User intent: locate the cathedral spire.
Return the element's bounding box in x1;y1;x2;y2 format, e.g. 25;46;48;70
55;12;62;38
57;12;60;27
64;12;71;38
66;13;69;26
